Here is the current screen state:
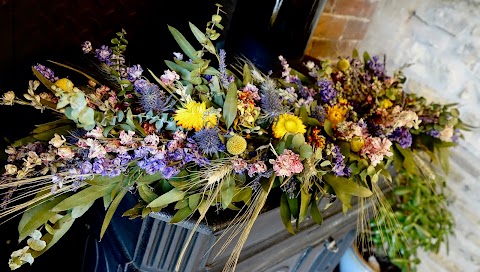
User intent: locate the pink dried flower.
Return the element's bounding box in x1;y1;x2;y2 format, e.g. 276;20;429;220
119;130;135;145
247;160;267;177
360;137;393;166
232;158;248;173
160;69;180;86
269;149;303;177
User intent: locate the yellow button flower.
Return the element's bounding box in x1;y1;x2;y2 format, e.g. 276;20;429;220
226;134;247;155
272;114;306;138
54;78;74;92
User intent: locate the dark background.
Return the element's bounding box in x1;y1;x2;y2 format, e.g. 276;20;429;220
0;0;325;271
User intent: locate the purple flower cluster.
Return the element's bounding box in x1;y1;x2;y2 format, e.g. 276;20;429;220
389;127;412;148
34;64;59;82
219;49;231;88
318;78;337;104
127;64;143;81
332;145;351;177
95;45;113;64
312;105;326;123
367;55;387;79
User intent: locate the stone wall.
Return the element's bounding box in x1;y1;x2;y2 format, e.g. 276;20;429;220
357;1;480;271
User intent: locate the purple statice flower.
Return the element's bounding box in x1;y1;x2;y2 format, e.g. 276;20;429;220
134;79;149;92
389;127;412;148
79;161;93;174
367;55;387;79
138;154;167;175
427;129;440;138
452;128;461;143
134;146;151;159
281;176;298;199
137;83;168;112
332;145;351;177
82;41;93;54
34;64;59;82
127;64;143;81
95;45;113;63
318;78;337;104
92;158;105;174
219;49;230;88
162;167;180;179
193;128;224;156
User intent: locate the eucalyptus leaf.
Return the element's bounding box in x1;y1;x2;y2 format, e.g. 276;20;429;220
52;184;115;212
310;200;323;225
280;194;295;234
138;184;159;203
324;174;373;198
100;189;128;239
167;25;199;61
170;206;194;224
147;188;186;208
71;201;95;219
298;187;311;223
223;82;237;129
18;193;70;242
221;174;235;209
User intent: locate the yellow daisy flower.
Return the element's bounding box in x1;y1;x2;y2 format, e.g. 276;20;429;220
272;114;306;138
327;104;348;127
174;101;217;131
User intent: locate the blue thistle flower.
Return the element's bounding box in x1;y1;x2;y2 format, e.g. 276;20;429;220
193;128;224;156
312;105;326;123
138;83;168;112
260;80;287;121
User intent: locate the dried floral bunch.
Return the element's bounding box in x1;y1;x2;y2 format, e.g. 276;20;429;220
0;4;472;271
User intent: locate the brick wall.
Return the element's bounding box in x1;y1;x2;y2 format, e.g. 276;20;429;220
306;0;378;60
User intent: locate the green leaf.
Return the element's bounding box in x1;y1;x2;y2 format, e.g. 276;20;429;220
71;201;95;219
188;194;201;210
280;194;295;234
136;172;163;185
32;66;55;92
231;187;253;205
48;60;100;85
299;106;308;125
324;174;373;198
395;144;418;175
292;134;306;149
147;188;186;208
138;184;158;203
189;22;208;44
221;174;235;209
84;175;122;186
170;206;193;224
287;195;299;220
32;213;75;258
18;193;70;242
299;144;313;160
165;60;191;80
363;51;371;64
436;147;450;174
52;184;115;212
298;188;311;223
223;82;238;129
167;25;199;61
310;200;323;225
100;189;127;239
242;63;252;85
324;119;333;137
